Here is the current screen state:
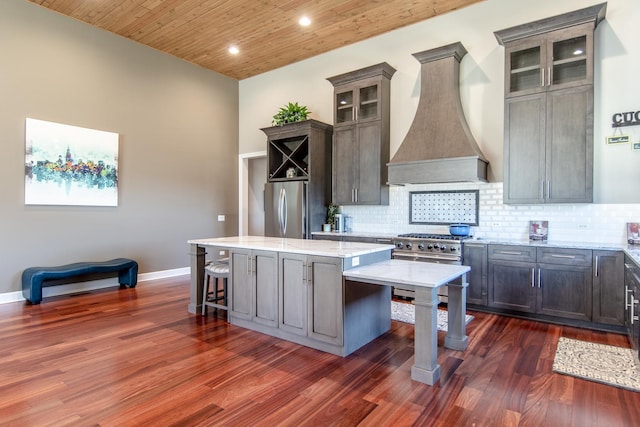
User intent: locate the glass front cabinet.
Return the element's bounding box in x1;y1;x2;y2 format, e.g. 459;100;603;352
504;23;594;97
334;80;382;126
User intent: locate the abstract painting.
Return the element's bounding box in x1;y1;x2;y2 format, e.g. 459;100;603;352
25;118;119;206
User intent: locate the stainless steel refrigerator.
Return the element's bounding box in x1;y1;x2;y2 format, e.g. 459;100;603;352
264;181;308;238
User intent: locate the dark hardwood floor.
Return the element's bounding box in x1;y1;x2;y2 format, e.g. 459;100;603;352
2;276;640;426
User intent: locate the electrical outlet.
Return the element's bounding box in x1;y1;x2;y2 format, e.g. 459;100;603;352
352;256;360;267
217;215;225;221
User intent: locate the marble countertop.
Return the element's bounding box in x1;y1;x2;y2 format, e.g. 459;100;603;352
344;259;470;289
188;236;394;258
311;231;397;239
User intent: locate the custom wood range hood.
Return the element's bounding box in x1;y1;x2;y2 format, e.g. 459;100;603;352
387;42;488;185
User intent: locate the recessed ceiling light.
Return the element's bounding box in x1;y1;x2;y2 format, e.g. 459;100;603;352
228;46;239;55
299;16;311;26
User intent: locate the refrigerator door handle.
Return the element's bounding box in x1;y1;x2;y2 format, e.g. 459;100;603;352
278;187;287;237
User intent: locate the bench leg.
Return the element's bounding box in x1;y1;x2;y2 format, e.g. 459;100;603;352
118;264;139;287
26;280;43;304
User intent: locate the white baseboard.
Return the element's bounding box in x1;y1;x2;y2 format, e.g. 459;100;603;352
0;266;190;305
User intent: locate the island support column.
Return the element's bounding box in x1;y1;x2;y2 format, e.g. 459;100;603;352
188;243;206;314
411;286;441;385
444;274;469;351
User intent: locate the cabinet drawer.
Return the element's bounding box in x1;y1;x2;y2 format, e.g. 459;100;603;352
537;247;591;266
488;245;536;262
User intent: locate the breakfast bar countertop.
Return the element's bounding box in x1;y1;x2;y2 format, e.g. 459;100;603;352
343;259;470;290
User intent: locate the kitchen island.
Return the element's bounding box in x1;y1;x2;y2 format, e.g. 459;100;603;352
188;236;469;385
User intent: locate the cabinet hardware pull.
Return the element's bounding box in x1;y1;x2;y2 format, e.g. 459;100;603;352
537;268;541;288
531;267;535;287
354;188;358;203
247;256;251;275
550;254;576;259
632;296;637;325
546;181;550;199
595;256;599;277
547;67;551;86
626;286;632;309
302;262;307;281
308;263;313;285
499;251;522;255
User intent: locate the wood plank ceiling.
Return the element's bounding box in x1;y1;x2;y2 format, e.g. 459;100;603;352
27;0;483;80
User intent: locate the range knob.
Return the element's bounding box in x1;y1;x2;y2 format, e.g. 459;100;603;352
406;243;413;250
427;244;434;250
440;245;447;251
418;243;425;250
396;242;404;249
450;247;457;252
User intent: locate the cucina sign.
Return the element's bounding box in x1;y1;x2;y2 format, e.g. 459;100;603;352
612;110;640;127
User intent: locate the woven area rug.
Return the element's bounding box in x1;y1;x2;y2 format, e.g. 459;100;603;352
553;337;640;392
391;301;473;331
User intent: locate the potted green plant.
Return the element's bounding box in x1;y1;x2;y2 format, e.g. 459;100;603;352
325;203;339;231
272;102;311;126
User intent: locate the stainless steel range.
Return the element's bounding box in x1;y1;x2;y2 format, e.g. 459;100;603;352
392;233;472;300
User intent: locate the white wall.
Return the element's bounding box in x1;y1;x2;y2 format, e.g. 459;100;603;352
238;0;640;241
239;0;640;200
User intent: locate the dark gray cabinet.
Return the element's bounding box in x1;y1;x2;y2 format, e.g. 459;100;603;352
278;252;343;345
327;63;395;205
624;257;640;352
463;243;488;306
229;248;278;327
593;250;624;326
488;245;592;321
262;120;333;235
495;3;606;204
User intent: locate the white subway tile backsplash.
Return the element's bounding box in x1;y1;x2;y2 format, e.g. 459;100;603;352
338;182;640;245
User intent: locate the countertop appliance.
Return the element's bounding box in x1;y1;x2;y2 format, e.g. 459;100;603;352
265;181;308;239
392;233;473;301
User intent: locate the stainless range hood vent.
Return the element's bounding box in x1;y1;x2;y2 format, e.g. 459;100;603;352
388;42;488;185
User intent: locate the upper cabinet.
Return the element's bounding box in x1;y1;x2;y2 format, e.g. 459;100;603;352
327;63;396;205
495;3;606;204
504;24;593;97
261;120;333;183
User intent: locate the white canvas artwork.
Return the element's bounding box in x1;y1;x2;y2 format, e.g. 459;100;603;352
24;118;119;206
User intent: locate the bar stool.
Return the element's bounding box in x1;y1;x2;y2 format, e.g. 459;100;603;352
202;260;229;316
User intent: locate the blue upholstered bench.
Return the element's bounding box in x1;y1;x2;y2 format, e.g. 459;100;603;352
22;258;139;304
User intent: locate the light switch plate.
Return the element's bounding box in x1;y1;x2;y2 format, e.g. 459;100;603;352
217;215;225;221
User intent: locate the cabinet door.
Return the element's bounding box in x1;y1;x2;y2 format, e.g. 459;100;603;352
463;243;488;306
504;37;546;97
334;86;357;126
229;249;252;320
547;24;593;90
356;81;381;123
354;121;382;204
537;264;592;321
278;253;308;336
503;93;546;204
545;85;593;203
593;251;624;326
488;260;536;313
307;256;343;345
253;250;278;327
332;126;356;205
